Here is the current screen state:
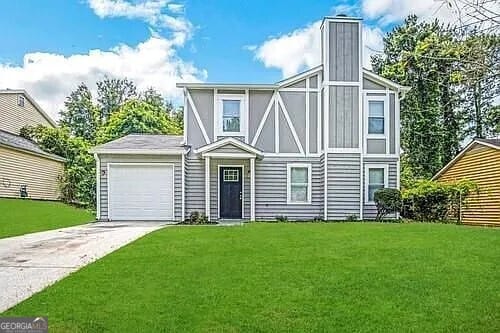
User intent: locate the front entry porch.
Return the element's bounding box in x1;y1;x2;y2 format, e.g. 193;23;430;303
194;137;263;221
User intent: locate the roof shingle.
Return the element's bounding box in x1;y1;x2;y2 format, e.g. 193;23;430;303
0;130;66;162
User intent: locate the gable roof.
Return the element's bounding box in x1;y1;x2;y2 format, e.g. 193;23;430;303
90;134;188;155
0;89;57;128
432;138;500;180
194;137;263;157
177;66;408;93
0;130;65;162
362;69;411;92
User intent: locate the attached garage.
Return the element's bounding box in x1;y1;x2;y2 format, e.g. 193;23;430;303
108;164;174;220
91;135;187;222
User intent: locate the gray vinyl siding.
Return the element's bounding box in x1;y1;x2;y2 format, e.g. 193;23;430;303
186;100;207;150
367;139;386;154
328;21;359;82
363;158;398;219
285;79;306;88
309;92;318;153
254;108;275;152
210;159;250;219
310;75;318;88
98;154;182;221
327;153;361;220
249;91;273;141
363;78;386;90
184;153;205;215
206;143;246;155
191;89;214;141
278;105;300;153
329;86;359;149
281;92;306;151
255;157;323;220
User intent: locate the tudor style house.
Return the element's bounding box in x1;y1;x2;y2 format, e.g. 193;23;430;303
91;16;409;222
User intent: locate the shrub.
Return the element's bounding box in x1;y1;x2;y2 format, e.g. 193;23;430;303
275;215;288;223
374;188;402;220
402;179;478;222
185;211;209;225
345;214;358;222
313;216;324;222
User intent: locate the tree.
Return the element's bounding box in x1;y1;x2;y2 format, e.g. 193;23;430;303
372;15;463;179
96;76;138;122
59;84;99;142
20;125;95;206
96;99;182;143
455;32;500;138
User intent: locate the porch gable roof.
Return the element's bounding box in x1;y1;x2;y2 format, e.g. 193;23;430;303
194;137;263;158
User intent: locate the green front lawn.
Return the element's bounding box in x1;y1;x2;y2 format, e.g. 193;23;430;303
0;198;94;238
4;223;499;332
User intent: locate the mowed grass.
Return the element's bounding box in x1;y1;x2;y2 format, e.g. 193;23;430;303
4;223;499;332
0;198;94;238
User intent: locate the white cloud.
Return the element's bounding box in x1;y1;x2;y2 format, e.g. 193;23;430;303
252;21;321;77
362;0;455;25
251;20;383;77
0;36;206;120
88;0;192;45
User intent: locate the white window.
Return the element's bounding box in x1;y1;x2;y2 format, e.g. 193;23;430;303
365;164;389;203
17;95;25;107
223;169;239;182
287;164;312;204
368;101;384;134
364;95;388;140
216;94;247;138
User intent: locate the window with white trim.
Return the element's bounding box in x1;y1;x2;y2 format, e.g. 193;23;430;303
368;100;384;135
365;165;388;203
287;164;311;204
216;94;247;138
17;95;25;107
223;169;239;182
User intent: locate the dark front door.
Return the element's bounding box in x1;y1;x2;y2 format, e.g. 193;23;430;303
219;167;243;219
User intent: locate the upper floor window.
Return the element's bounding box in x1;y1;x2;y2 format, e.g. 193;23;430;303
368;100;384;135
216;94;247;138
17;95;25;107
287;163;312;204
222;100;240;132
365;164;388;203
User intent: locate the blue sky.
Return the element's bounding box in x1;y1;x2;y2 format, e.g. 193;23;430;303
0;0;455;119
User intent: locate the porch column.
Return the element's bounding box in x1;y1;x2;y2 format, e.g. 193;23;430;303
250;157;255;221
205;156;210;219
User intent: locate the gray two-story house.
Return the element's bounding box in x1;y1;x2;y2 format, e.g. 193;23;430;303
91;15;409;222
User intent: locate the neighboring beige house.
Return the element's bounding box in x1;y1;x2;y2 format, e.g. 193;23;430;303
0;89;65;200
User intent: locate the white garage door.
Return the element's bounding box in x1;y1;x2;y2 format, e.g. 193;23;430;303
108;164;174;220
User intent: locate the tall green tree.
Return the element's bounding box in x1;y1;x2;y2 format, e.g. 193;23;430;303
96;76;138;122
59;84;99;142
372;15;462;179
96;99;182;143
455;32;500;138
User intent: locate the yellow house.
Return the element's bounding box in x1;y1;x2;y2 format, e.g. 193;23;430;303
0;89;65;200
433;138;500;226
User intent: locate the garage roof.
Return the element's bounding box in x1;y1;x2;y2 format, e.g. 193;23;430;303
90;134;188;155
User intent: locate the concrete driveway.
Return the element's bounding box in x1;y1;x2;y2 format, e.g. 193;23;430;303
0;222;166;312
